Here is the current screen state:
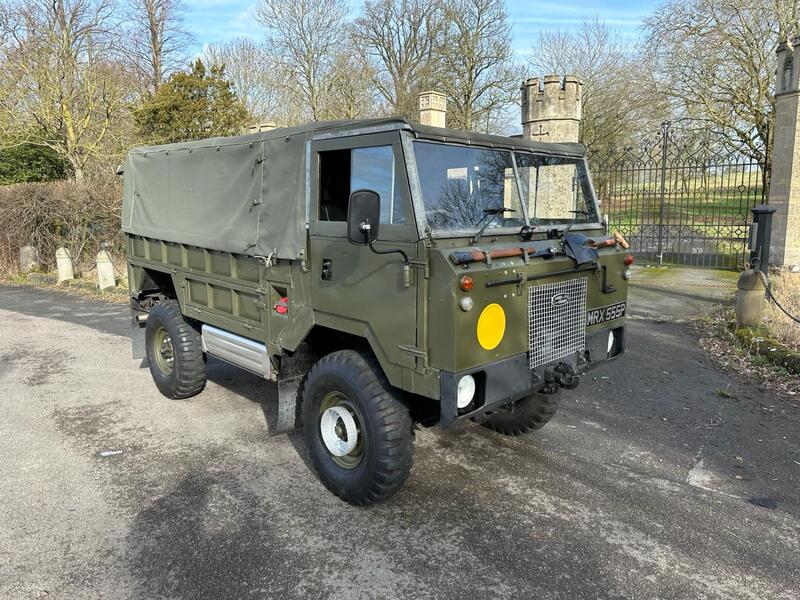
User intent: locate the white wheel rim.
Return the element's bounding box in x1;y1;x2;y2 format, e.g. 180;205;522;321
320;405;359;457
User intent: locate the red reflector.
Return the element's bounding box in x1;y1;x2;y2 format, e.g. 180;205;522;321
275;297;289;315
624;254;634;266
460;275;474;292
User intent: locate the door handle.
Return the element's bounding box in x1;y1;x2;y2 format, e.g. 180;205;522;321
321;258;333;281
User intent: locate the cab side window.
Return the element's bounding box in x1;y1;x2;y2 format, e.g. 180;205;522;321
318;145;406;224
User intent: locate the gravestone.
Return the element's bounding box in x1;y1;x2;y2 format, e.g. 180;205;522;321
55;247;74;282
96;250;116;291
19;245;39;272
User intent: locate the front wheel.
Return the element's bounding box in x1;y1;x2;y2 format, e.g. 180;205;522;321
479;392;559;436
302;350;413;506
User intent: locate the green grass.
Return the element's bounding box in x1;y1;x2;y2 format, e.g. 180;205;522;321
602;189;765;226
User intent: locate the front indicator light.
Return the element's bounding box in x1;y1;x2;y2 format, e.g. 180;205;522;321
624;254;634;266
460;275;474;292
457;375;476;409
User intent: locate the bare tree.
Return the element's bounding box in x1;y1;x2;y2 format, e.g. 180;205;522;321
644;0;799;161
531;18;661;156
123;0;191;94
204;37;281;122
440;0;517;133
352;0;443;120
0;0;130;181
321;48;381;120
255;0;349;120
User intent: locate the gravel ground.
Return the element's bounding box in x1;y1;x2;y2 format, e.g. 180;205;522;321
1;283;798;600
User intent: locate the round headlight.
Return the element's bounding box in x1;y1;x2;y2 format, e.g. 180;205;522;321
607;330;615;355
456;375;476;409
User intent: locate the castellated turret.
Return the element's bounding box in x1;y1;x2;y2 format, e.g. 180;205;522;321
520;75;582;143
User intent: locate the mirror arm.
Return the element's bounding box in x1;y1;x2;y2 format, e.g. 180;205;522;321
359;217;412;288
367;239;409;264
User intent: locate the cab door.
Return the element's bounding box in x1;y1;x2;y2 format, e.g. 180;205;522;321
309;132;419;378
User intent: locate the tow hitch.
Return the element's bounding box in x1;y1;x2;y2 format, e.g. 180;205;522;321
544;363;580;393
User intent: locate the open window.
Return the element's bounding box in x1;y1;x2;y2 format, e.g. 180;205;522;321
318;145;406;224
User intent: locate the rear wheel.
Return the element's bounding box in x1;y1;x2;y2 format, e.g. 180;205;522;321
302;350;413;505
145;300;206;399
479;393;559;436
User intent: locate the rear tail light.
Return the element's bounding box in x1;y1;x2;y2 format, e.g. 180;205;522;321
275;297;289;315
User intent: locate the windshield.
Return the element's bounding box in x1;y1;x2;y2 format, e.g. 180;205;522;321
514;153;599;225
414;141;526;234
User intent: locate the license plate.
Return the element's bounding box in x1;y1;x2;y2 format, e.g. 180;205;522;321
586;301;626;326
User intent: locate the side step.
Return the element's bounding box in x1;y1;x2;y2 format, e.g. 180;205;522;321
200;324;316;436
201;325;272;379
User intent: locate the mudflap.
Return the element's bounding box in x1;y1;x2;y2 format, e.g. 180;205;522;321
131;308;147;360
263;345;318;436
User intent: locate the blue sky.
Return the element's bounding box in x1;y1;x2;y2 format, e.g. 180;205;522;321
184;0;662;57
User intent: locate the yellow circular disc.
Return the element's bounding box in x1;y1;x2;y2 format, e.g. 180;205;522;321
477;303;506;350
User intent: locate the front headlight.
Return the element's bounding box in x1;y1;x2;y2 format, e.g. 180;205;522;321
456;375;476;409
607;330;615;355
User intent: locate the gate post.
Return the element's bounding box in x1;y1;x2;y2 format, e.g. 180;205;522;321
749;205;777;274
768;37;800;269
656;121;671;266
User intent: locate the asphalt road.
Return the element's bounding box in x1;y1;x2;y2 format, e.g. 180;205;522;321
1;283;799;599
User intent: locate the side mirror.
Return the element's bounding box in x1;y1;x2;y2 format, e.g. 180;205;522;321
347;189;381;246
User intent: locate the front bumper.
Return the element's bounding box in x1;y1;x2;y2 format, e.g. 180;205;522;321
439;325;625;427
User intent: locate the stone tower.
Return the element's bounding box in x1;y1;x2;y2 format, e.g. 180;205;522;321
519;75;583;220
768;38;800;268
520;75;582;143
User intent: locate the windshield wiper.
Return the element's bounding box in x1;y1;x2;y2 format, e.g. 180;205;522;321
471;207;515;244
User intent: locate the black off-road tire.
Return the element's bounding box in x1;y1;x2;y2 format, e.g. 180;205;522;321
302;350;413;506
480;393;559;436
145;300;207;399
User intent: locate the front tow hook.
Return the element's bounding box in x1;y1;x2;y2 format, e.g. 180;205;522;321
544;363;580;392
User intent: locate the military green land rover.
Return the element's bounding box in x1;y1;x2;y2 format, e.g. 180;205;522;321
122;118;631;505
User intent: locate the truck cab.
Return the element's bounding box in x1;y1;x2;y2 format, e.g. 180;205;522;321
123;118;631;505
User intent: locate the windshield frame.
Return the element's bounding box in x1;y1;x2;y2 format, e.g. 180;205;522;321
408;139;530;238
405;135;604;239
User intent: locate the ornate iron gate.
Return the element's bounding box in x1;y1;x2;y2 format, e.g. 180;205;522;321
591;122;769;269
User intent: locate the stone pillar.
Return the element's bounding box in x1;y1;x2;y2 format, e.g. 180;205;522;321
55;247;74;283
520;75;582;143
418;91;447;128
19;246;39;273
520;75;583;220
96;250;116;291
768;37;800;268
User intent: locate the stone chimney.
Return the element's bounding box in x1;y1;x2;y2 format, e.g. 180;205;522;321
247;121;277;134
418;91;447;128
520;75;582;143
